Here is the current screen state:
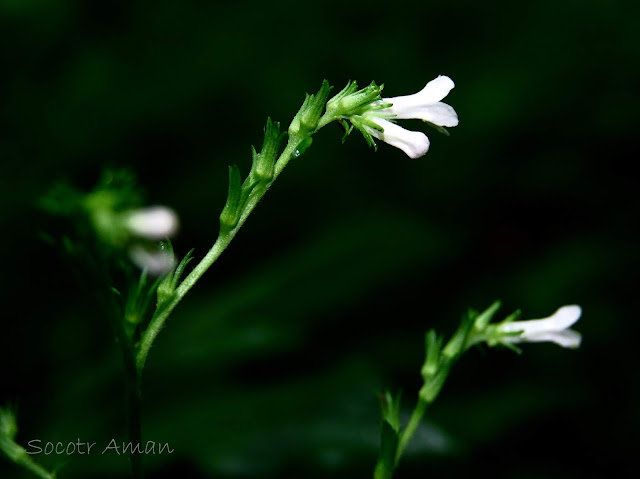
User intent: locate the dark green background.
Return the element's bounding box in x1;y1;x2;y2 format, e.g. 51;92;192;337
1;0;638;478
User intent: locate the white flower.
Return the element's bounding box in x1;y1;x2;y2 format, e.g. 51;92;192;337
382;75;459;127
123;206;179;240
129;245;176;276
500;305;582;348
365;118;431;159
362;75;458;159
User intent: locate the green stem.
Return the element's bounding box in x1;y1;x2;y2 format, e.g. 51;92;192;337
136;138;304;372
14;455;55;479
115;329;144;479
135;233;233;372
395;399;428;464
126;367;143;479
97;262;144;479
316;111;338;131
374;462;394;479
105;326;144;479
130;124;328;478
108;317;143;479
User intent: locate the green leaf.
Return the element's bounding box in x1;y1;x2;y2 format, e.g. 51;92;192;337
291;137;313;159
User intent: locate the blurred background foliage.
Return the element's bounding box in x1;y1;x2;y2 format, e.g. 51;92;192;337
0;0;638;478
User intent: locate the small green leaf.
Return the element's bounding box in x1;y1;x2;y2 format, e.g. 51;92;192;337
339;120;353;143
473;300;502;331
374;390;402;479
291;137;313;159
219;165;243;230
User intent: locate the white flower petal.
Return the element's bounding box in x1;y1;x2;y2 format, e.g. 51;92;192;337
124;206;179;240
389;102;459;127
419;75;456;103
501;305;582;335
383;75;456;113
367;118;430;159
503;329;582;349
527;330;582;348
129;246;176;276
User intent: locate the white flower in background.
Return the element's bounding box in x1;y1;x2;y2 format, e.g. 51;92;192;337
120;206;179;275
123;206;179;240
500;305;582;348
129;245;176;276
363;75;459;159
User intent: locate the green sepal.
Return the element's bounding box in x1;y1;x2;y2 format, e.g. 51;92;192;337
379;390;401;433
289;80;333;138
418;361;451;403
421;329;443;379
480;307;524;349
349;114;385;151
250;118;285;181
442;312;475;359
157;243;194;307
219;165;243;231
339;120;353;143
172;249;194;287
325;80;384;119
239;176;261;211
473;300;502;332
124;265;165;332
328;80;358;106
500;308;522;325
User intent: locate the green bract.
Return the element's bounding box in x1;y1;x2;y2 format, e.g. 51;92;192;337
324;80;386;119
289;80;333;138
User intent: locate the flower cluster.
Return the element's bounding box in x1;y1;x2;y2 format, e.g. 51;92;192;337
366;75;459;158
330;76;459;158
470;303;583;350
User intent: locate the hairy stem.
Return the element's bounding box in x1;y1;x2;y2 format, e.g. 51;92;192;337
135;233;234;372
136;138;309;372
395;399;428;464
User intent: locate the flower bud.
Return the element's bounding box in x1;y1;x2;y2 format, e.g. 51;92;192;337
251;118;283;181
289;80;332;138
219;165;243;231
